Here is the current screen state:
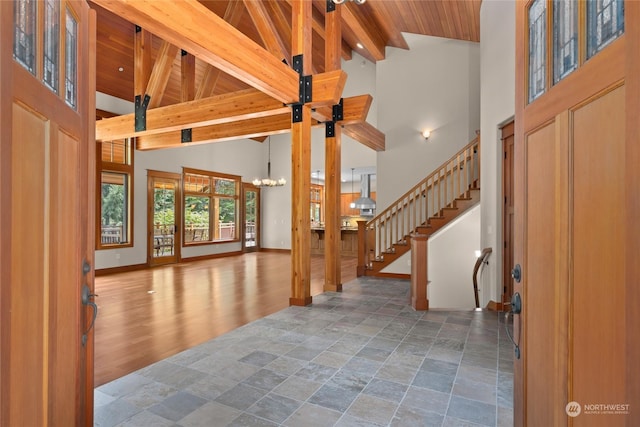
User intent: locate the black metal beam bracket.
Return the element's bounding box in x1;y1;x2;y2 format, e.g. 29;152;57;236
134;94;151;132
181;128;192;143
291;54;312;123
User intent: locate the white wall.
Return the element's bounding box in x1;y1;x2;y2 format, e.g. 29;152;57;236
428;205;481;308
479;0;516;305
376;34;480;211
375;34;481;280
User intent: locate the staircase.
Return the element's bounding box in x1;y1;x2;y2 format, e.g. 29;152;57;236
357;135;481;278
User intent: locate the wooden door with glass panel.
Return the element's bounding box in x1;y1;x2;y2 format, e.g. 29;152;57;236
148;171;181;266
514;1;631;426
0;0;95;424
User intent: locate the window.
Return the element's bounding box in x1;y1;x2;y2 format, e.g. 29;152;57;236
43;0;59;92
96;110;134;249
587;0;624;59
64;8;77;109
527;0;624;103
183;168;240;244
13;0;79;109
13;0;36;73
528;0;546;103
553;0;578;84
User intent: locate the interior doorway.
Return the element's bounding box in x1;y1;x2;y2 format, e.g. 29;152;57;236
501;120;515;306
147;171;182;265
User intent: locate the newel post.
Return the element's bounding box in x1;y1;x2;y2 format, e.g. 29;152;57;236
356;220;367;276
411;233;429;310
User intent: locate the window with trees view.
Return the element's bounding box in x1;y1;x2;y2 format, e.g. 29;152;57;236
183;168;239;244
96;114;133;249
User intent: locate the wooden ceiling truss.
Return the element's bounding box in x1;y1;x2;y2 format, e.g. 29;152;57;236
93;0;386;151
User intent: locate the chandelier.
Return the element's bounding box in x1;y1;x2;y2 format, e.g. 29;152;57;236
253;137;286;187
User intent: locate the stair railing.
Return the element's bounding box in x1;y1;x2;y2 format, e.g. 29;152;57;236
358;135;480;274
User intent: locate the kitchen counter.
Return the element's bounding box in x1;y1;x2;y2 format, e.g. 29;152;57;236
310;227;359;257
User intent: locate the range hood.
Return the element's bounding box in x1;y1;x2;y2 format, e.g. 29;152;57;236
352;174;376;210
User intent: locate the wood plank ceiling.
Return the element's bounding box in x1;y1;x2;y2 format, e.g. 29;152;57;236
91;0;481;149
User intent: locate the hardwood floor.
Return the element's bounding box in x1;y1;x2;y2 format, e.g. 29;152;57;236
93;252;357;387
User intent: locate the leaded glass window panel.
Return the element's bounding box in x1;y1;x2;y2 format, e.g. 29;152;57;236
43;0;60;92
65;8;78;109
587;0;624;59
13;0;36;74
553;0;578;84
528;0;546;103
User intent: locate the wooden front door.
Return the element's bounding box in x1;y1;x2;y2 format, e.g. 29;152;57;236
0;1;95;425
514;2;637;426
148;171;182;266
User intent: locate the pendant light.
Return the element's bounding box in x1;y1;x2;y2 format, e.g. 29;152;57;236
253;136;286;187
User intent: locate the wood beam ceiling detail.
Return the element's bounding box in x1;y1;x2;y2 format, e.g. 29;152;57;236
343;121;385;151
131;93;377;151
145;40;179;108
244;0;290;64
94;0;300;103
340;3;386;61
96;70;346;141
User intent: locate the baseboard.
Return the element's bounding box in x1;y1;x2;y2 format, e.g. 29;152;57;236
366;271;410;280
259;248;291;254
95;263;147;276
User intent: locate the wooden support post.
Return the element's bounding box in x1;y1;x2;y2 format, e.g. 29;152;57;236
323;1;342;293
324;124;341;292
356;220;367;276
411;233;429;310
290;0;313;306
134;26;152;98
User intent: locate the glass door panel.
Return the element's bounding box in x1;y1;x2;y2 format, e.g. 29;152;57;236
243;184;259;251
148;172;181;265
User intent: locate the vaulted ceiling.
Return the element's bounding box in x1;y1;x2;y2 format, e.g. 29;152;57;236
91;0;481;150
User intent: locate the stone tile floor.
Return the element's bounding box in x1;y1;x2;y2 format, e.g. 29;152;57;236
95;277;514;426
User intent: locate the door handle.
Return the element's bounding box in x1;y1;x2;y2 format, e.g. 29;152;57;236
505;292;521;359
81;284;98;347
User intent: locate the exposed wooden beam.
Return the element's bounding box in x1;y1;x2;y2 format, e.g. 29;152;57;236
244;0;290;64
343;121;385;151
134;27;152;96
310;3;352;61
135;114;322;150
312;94;372;125
195;65;220;100
96;88;288;141
145;40;179;108
341;2;386;61
264;0;293;64
181;51;195;102
369;2;409;50
94;0;299;103
195;0;245;99
96;70;345;141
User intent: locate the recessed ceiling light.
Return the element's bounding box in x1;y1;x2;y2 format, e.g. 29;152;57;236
118;67;124;72
356;42;364;49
